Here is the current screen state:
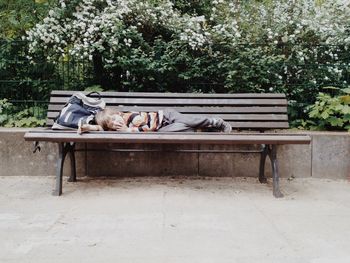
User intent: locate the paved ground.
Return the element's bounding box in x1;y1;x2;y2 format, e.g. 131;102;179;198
1;176;350;263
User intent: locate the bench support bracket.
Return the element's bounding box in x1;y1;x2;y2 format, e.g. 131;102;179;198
53;142;76;196
259;144;283;198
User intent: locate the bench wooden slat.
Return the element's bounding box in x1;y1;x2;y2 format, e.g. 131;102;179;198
45;119;289;129
24;131;311;145
47;112;288;121
47;105;288;113
229;122;289;128
50;97;287;106
51;90;286;99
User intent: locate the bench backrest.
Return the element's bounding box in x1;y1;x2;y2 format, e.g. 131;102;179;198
46;90;289;131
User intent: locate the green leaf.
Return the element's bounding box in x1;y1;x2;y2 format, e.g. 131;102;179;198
320;111;329;119
341;105;350;114
335;104;344;111
309;109;319;118
343;114;350;121
84;85;103;92
328;117;344;127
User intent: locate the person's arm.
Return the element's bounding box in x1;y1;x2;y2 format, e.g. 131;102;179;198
113;122;140;132
114;112;159;132
77;124;104;134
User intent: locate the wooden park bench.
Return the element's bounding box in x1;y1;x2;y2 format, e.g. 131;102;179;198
24;90;311;197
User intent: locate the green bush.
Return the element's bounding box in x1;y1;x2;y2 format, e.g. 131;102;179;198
0;99;46;127
25;1;350;104
302;87;350;131
0;99;12;125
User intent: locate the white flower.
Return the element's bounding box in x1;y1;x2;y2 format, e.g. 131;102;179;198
26;0;350;65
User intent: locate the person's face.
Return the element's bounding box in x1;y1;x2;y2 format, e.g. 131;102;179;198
107;114;125;130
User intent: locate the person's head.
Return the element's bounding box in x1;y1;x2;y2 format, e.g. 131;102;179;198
95;108;124;130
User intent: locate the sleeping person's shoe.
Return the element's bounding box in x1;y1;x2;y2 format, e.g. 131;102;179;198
220;121;232;133
213;118;232;133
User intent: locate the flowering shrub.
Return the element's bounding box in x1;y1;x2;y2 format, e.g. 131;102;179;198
26;0;348;57
25;0;350;122
26;0;211;61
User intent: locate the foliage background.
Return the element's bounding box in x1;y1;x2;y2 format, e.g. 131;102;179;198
1;0;350;129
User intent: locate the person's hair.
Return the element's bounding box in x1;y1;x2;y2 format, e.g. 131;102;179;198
95;108;119;130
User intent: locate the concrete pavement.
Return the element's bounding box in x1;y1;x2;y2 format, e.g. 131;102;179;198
1;176;350;263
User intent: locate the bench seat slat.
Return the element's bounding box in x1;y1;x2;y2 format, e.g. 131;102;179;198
24;131;311;145
228;122;289;128
47;112;288;121
51;90;286;99
47;105;288;113
50;97;287;106
45;119;289;129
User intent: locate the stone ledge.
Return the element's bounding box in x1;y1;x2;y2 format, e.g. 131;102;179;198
0;129;349;179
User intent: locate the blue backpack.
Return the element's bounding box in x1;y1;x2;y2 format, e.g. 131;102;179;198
52;92;106;130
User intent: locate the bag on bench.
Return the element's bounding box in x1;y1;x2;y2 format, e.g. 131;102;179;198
52;92;106;130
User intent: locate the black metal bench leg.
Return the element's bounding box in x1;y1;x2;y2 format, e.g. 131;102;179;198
67;143;77;182
259;144;268;184
268;145;284;198
53;143;67;196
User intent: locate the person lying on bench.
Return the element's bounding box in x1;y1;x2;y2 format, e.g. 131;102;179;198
78;108;232;134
